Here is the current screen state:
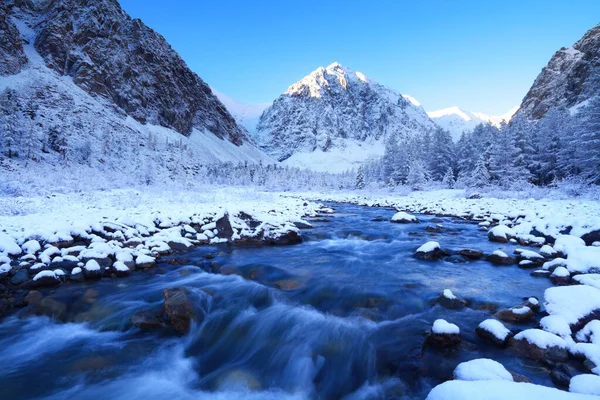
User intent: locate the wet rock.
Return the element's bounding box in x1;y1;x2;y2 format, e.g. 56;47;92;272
370;217;386;222
265;230;302;245
508;330;569;362
550;267;571;285
30;270;61;287
436;289;467;309
457;249;484;260
24;290;43;305
476;319;513;347
488;225;515;243
485;250;516;266
163;287;195;334
167;240;193;251
425;224;445;233
216;212;234;239
415;241;448;260
524;297;541;312
494;306;535;323
425;319;461;348
69;267;85;282
50;259;79;271
81;256;113;269
0;299;11;318
550;364;572;389
10;268;29;285
390;212;419;223
130;308;165;330
83;260;103;280
582;230;600;246
511;371;532;383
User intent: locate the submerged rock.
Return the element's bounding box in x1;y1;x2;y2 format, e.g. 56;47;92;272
163;287;194;334
130;309;165;330
457;249;484;260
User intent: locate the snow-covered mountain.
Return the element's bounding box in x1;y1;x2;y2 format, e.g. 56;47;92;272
514;23;600;120
255;62;437;172
427;106;518;141
212;89;271;135
0;0;271;179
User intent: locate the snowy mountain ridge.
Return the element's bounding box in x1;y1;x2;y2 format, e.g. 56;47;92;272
255;62;437;172
427;106;518;141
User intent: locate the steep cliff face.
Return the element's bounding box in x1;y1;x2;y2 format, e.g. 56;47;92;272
0;4;27;75
256;62;436;165
8;0;246;143
516;24;600;120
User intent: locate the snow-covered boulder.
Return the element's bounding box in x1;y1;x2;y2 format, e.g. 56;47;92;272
136;254;156;269
436;289;467;309
545;285;600;330
524;297;540;311
427;380;599;400
570;374;600;396
494;305;535;323
391;211;419;223
0;233;22;256
111;261;131;277
453;358;513;382
509;329;569;362
551;266;571;285
476;319;512;347
576;320;600;344
540;244;559;258
415;241;448;260
514;249;545;266
425;319;461;348
21;240;41;255
83;259;103;279
488;225;515;243
69;266;84;282
31;270;60;287
485;250;516;266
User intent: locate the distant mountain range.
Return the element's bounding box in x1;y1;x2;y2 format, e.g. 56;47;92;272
427;106;518;141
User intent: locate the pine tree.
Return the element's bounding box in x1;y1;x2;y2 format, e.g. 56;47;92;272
406;158;427;190
355;167;366;189
578;95;600;184
470;154;490;188
441;166;455;188
428;127;455;181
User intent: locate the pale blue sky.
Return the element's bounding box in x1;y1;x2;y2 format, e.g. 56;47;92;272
120;0;600;115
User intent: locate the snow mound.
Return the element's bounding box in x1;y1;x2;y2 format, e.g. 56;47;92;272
478;319;511;341
453;358;513;382
432;319;460;334
545;285;600;325
417;241;440;253
513;329;567;349
570;374;600;396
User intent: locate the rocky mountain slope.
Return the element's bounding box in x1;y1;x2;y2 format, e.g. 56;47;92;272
428;106;518;141
515;23;600;120
0;0;270;179
255;62;437;172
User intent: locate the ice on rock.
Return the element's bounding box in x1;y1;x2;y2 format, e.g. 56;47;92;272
453;358;513;382
570;374;600;396
432;319;460;334
478;319;511;341
417;241;440;253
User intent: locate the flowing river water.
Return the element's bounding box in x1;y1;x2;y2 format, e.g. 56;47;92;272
0;203;559;399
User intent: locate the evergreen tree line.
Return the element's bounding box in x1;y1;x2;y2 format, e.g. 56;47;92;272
357;96;600;189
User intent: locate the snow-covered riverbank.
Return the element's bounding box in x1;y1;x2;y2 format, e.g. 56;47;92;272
1;186;600;398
